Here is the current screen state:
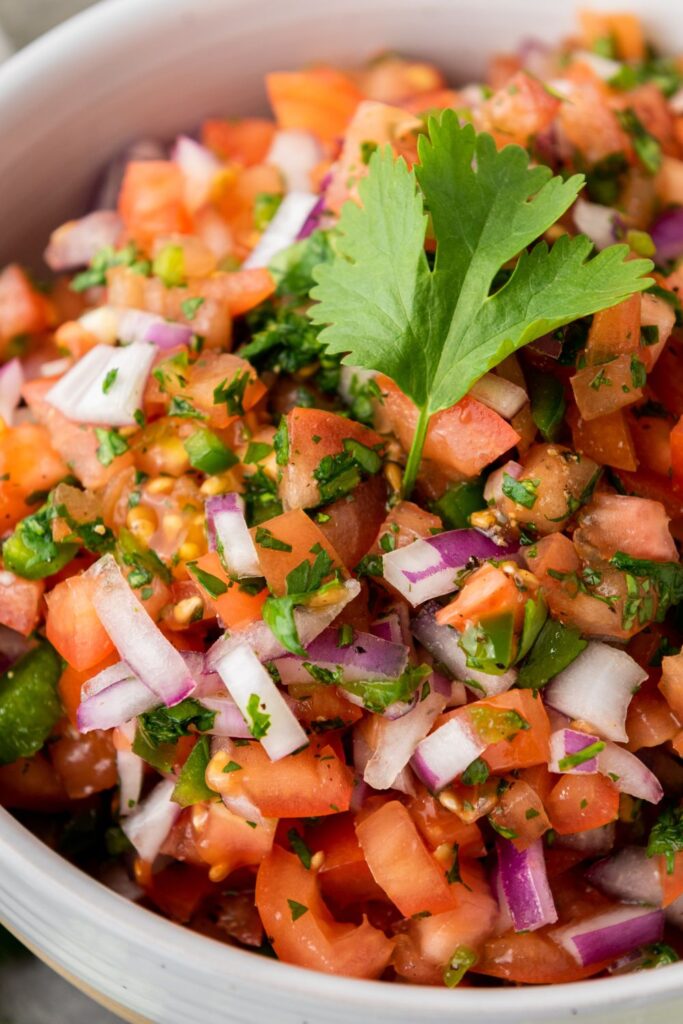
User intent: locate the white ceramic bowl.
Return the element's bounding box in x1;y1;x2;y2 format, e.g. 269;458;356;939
1;0;682;1020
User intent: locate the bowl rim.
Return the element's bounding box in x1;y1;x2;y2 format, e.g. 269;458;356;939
1;0;683;1012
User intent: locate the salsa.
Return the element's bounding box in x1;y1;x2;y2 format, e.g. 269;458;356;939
2;7;683;988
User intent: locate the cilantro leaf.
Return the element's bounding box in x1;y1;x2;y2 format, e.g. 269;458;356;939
610;552;683;619
94;428;129;467
647;804;683;874
137;699;216;749
310;112;653;495
245;692;271;739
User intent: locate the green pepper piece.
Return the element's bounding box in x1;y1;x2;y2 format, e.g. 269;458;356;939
0;643;62;764
528;369;566;443
433;480;486;529
183;428;238;474
2;505;78;580
171;735;218;807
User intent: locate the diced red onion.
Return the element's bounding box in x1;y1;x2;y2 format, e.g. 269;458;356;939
45;341;157;427
548;728;601;774
212;642;307;761
362;687;447;790
587;846;663;907
243;192;320;270
528;334;563;360
93;138;167;211
0;358;24;427
121;778;181;863
390;765;418;797
470;373;527;419
573;197;622;252
497;837;558;933
492;862;514;936
544;641;647;742
77;663;158;732
208;579;360;665
44;210;123;271
117;308;194;350
273;627;408;685
116;719;144;817
597;742;664;804
649;207;683;262
557;823;615;858
383;529;518;607
172;135;221;212
412;602;518;697
369;613;403;645
205;493;260;579
296;194;325;240
411;714;486;792
484;460;522;506
87;554;197;707
178;650;222;698
552;906;664;967
200;694;252;738
266;129;323;193
518;37;551;76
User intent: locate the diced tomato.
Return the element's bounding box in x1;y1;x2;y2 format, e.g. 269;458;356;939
46;574;115;671
575;493;677;562
266;67;363;143
629;411;672;478
0;265;50;350
0;422;68;530
358;57;445;106
660;651;683;720
408;786;485;858
545;774;620;835
355;800;459;917
479;690;551;772
316;475;388;570
255;844;393;977
49;726;117;799
585;294;641;365
163;351;265;430
571;354;643;422
578;10;645;61
192;801;276;879
279;407;385;511
488;779;551;851
250;508;346;596
118;161;192;251
145;862;215;923
672;416;683;493
58;650;119;728
192;551;267;628
308;813;384;906
639;292;675;372
371;500;442;552
659;853;683;908
613;466;683;541
0;571;44;636
626;675;680;751
474;929;609;984
478;71;560;148
559;80;629;165
379;376;520;480
289;684;363;732
568;404;638;472
201;118;275;165
22;377;134;489
436;562;527;632
0;752;70;811
212;738;353;818
197;268;276;317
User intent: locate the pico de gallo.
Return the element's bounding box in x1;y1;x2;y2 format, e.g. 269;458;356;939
4;8;683;989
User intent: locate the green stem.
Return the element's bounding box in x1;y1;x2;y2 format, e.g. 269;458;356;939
402;404;431;499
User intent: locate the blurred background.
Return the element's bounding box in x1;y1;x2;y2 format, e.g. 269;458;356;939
0;8;120;1023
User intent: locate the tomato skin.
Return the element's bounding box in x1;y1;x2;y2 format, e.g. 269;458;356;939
213;738;353;818
478;71;560;148
474;929;610;984
379;376;519;480
571;354;643;421
266;67;362;143
118;161;192;251
436;563;527;632
356;800;458;917
408;786;485;858
545;774;620;835
255;845;394;978
0;265;50;348
568;405;638;473
46;574;115;671
489;779;551;851
201;118;275;165
317;475;388;570
192;802;276;879
626;675;680;751
308;813;385;906
49;727;117;799
199;267;276;317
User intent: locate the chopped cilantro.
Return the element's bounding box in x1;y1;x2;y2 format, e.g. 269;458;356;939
94;428;129;467
245;693;271;739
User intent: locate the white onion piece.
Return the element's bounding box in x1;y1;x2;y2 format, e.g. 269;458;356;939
363;688;447;790
212;643;307;761
87;554;197;707
45;341;157;426
0;358;24;426
573;49;623;80
172;135;221;212
266;129;323;193
338;365;377;407
40;357;72;378
412;603;517;697
548;727;601;774
205;493;260;579
552;906;664;967
79;306;120;345
497;838;558;933
44;210;123;271
557;823;615;857
116;720;144;817
390;765;418;797
470;373;527;419
201;694;252;738
411;715;486;791
243;192;320;270
544;641;647;742
573;197;621;251
587;846;663;907
121;778;181;863
597;743;664;804
208;579;360;664
179;650;222;698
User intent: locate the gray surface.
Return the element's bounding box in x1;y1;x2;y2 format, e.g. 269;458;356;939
0;8;121;1021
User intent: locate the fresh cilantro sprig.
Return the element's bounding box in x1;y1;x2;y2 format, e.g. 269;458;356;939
310;112;653;495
